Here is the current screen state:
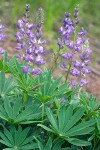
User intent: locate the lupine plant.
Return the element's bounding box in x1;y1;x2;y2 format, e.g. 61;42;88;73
0;4;100;150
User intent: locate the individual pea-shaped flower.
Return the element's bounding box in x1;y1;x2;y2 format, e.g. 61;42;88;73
70;68;80;77
79;79;88;87
71;80;77;86
62;52;73;59
73;60;81;68
36;55;45;65
31;68;42;75
0;48;4;54
82;68;91;74
23;66;29;73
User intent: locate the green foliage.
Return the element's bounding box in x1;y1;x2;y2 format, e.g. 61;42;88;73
80;93;100;118
0;97;41;124
0;71;15;99
0;126;38;149
0;59;99;149
0;52;9;72
38;105;96;146
0;1;100;149
35;69;70;103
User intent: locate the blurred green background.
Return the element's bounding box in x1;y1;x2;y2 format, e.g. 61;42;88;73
0;0;100;56
0;0;100;40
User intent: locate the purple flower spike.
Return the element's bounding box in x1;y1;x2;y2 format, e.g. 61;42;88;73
58;5;92;87
23;66;29;73
15;5;46;74
0;22;5;53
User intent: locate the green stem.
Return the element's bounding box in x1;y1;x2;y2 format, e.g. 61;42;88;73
56;99;60;118
65;59;72;82
52;48;60;71
53;136;59;143
42;103;44;121
23;93;28;104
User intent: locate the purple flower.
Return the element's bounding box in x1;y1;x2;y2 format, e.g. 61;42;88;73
29;55;34;62
59;27;64;33
74;60;81;68
0;48;4;54
16;53;21;58
0;22;5;54
76;37;83;46
70;68;80;77
15;32;23;42
23;66;29;73
25;4;30;11
74;45;81;52
26;23;34;30
17;20;24;29
71;80;77;86
84;60;90;66
82;68;91;74
36;55;45;65
27;47;34;54
60;62;66;68
78;28;87;36
23;55;29;62
79;79;88;87
38;46;44;54
57;38;63;49
61;98;66;103
0;24;4;31
31;68;42;75
62;52;73;59
0;34;5;42
68;41;74;49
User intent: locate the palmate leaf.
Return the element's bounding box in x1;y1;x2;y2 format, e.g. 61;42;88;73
36;69;69;103
7;58;39;93
0;126;38;150
0;97;42;124
34;137;71;150
38;105;96;146
0;71;15;98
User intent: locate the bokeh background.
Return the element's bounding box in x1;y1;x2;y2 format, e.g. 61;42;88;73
0;0;100;97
